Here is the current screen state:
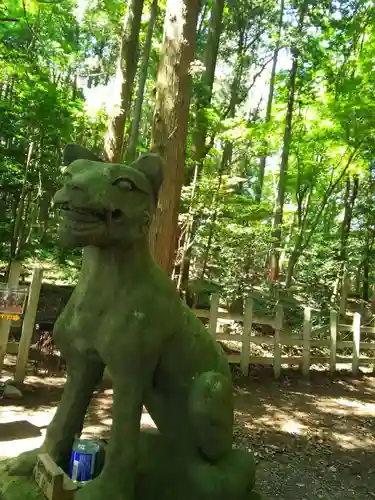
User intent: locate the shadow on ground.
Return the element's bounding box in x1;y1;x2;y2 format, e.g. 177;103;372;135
1;357;374;499
232;366;375;499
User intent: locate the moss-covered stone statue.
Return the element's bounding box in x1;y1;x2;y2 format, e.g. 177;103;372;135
1;145;260;500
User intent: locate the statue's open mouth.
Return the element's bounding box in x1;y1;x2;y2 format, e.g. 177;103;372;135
56;202;123;223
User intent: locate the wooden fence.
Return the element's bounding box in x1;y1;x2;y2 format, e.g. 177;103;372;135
194;294;375;378
1;263;43;383
4;281;375;382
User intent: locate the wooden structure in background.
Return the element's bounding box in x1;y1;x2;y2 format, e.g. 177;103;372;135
194;293;375;378
14;266;43;383
0;260;22;370
3;281;375;381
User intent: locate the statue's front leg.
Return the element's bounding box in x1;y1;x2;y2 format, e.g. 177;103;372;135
75;376;143;500
6;355;104;476
42;355;105;468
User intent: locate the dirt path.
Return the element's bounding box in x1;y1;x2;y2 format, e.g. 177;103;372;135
1;358;374;499
233;368;375;499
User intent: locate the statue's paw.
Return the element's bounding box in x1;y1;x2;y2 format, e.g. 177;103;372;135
3;449;40;477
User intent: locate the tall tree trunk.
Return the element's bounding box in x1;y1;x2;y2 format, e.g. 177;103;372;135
178;0;225;286
188;0;225;181
25;198;39;245
363;245;370;302
16;190;32;256
284;148;361;287
104;0;145;163
269;55;299;281
176;163;199;290
285;192;311;288
332;175;359;300
149;0;200;274
198;39;245;280
126;0;158;163
256;0;284;203
199;149;229;280
269;0;309;282
362;227;374;305
10;142;33;260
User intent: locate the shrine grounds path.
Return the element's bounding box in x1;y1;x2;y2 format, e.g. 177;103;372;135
1;355;374;500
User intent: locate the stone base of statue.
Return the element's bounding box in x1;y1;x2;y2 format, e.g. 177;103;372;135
0;430;262;500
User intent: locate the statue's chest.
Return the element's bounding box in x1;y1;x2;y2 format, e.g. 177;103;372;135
53;287;142;358
53;288;119;353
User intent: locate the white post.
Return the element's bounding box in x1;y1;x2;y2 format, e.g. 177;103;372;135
330;310;337;374
352;312;361;375
302;307;311;378
240;296;253;376
14;266;43;384
0;260;22;371
273;304;283;380
339;270;349;317
208;293;220;338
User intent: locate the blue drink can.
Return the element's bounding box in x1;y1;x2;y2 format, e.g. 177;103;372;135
69;439;100;484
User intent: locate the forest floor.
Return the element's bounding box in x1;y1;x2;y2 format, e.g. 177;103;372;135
1;355;375;500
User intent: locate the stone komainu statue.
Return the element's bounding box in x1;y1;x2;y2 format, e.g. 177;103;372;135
2;145;261;500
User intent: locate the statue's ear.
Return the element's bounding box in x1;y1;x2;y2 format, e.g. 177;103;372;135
63;144;103;166
132;153;164;201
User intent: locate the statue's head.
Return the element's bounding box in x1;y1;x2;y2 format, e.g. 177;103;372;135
53;144;163;249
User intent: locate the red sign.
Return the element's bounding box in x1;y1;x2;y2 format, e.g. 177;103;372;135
0;285;28;320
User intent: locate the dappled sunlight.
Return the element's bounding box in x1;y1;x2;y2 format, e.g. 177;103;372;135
0;403;55;458
315;397;375;418
0;406;27;421
0;405;55;426
234;375;375;453
0;433;45;458
81;412;156;441
331;431;374;451
81;424;111;440
23;375;66;388
238;407;309;436
281;419;306;435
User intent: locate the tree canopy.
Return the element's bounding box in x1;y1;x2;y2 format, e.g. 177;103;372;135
1;0;374;313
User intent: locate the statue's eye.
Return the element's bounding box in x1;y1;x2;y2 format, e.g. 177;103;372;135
113;178;135;191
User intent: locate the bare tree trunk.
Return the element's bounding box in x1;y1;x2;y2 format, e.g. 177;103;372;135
200;143;232;280
149;0;200;274
104;0;145;163
256;0;284;203
176;163;199;289
16;190;32;255
38;192;51;243
188;0;225;181
126;0;159;162
332;175;359;300
285;148;361;287
269;0;309;282
177;0;225;285
363;246;370;301
363;223;374;303
25;198;40;245
269;56;299;281
11;142;33;260
200;178;221;281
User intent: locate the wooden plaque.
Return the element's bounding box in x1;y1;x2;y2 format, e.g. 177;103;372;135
33;453;78;500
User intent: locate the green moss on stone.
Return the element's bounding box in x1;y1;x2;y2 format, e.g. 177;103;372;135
1;145;262;500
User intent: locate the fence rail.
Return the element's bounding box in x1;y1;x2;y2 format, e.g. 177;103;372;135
6;289;375;381
195;294;375;378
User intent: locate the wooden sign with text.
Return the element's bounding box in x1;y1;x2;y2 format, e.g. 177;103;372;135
33;453;78;500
